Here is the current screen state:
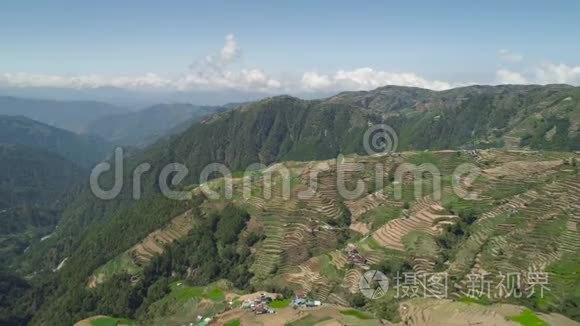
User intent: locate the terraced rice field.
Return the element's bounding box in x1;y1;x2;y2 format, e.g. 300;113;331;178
449;165;580;298
397;299;577;326
86;150;579;319
130;210;195;265
88;209;195;287
372;196;457;251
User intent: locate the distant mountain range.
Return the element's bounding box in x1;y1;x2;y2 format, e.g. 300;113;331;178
0;115;112;167
0;115;109;262
0;95;227;148
0;86;283;107
86;103;225;147
0;96;125;133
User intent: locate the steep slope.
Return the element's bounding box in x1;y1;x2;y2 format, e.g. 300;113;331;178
144;84;580;186
0;144;83;264
0;271;31;325
86;103;225;147
0;115;112;167
383;84;580;150
0;96;125;133
163;95;370;180
133;84;580;182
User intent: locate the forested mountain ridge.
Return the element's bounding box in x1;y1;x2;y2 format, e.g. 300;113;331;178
155;84;580;180
0;96;226;148
86;103;226;147
0;115;109;266
0;143;83;266
0;115;112;167
329;84;580;150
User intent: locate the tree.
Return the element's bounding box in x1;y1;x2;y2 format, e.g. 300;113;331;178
349;293;368;308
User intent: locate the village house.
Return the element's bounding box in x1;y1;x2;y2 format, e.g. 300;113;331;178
241;293;276;315
345;244;368;266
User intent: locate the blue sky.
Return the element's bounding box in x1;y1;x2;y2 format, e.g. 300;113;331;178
1;0;580;94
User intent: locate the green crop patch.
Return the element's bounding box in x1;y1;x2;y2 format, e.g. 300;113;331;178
509;310;548;326
269;298;292;308
340;309;373;320
90;317;135;326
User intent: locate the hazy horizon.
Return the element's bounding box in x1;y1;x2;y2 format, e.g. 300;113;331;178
2;1;580;105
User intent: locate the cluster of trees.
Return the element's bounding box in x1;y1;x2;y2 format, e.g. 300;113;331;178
327;205;352;229
0;271;31;325
141;205;254;289
2;205;254;325
0;143;84;265
436;208;478;264
521;117;580;151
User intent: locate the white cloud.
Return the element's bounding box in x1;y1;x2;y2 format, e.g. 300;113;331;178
0;33;465;93
498;49;523;63
0;72;175;89
4;37;580;94
496;69;528;84
301;72;333;90
495;63;580;85
179;68;281;92
180;34;281;92
220;34;241;63
301;68;458;92
0;34;282;93
534;63;580;84
240;69;281;89
0;67;463;94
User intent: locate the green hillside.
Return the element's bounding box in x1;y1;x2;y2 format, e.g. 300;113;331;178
0;143;83;266
133;85;580;183
0;96;125;133
0;115;112;167
86;103;225;147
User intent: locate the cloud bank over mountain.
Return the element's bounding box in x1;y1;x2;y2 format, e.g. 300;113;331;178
496;63;580;85
1;37;579;97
